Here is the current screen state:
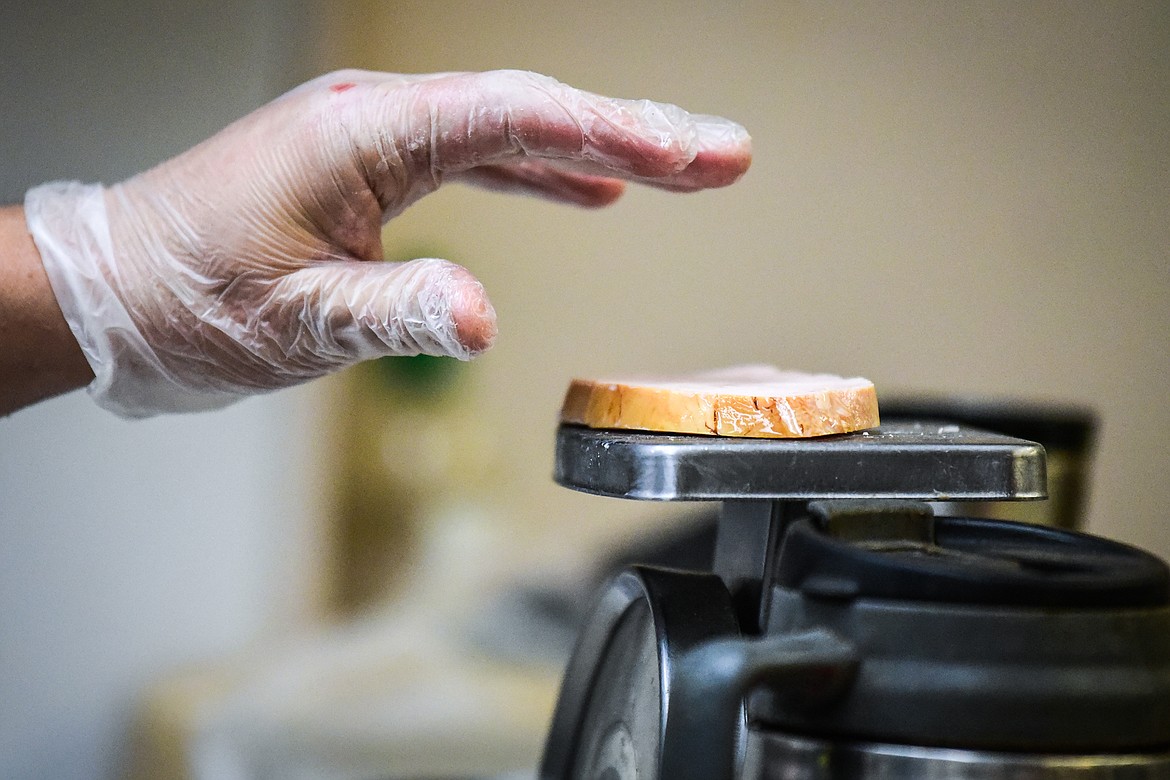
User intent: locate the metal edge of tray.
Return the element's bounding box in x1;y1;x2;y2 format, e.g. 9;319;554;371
553;421;1047;502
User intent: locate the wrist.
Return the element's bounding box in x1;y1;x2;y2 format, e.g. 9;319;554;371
0;203;94;415
26;181;249;419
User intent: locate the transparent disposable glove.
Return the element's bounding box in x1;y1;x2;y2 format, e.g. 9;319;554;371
25;70;751;418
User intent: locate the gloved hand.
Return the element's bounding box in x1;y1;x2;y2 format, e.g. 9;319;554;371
25;69;752;418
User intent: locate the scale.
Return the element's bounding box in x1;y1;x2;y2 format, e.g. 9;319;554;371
538;421;1170;779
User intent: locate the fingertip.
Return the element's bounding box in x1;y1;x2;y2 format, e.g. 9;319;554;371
570;176;627;208
561;175;627;206
693;115;753;151
587;104;751;189
678;115;748;187
446;266;498;357
689;145;753;188
644;117;752;191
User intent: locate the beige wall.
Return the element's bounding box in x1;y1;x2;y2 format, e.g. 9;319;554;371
323;1;1170;570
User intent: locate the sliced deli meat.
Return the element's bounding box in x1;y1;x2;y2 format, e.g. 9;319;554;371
560;365;879;439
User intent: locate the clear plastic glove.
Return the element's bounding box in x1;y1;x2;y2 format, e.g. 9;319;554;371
25;70;751;418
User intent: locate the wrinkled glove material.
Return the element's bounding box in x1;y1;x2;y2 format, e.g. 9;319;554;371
24;70;750;418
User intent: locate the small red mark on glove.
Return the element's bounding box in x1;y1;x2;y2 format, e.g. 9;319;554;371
330;82;356;93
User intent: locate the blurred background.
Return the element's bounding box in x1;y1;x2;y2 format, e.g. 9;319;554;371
1;1;1167;778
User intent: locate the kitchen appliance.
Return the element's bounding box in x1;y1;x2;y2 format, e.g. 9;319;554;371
881;397;1098;530
539;421;1170;779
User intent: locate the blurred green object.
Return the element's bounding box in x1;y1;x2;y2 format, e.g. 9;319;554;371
370;353;466;403
366;246;469;404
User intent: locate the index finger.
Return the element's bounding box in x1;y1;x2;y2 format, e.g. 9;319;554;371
367;70;751;189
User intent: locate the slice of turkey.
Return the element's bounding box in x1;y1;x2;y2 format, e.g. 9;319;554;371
560;365;879;439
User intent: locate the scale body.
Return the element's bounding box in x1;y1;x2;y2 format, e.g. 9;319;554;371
539;422;1170;780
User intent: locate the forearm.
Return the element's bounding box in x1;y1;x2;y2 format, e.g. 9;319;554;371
0;204;93;415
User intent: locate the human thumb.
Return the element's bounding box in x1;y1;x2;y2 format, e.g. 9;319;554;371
264;257;497;369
